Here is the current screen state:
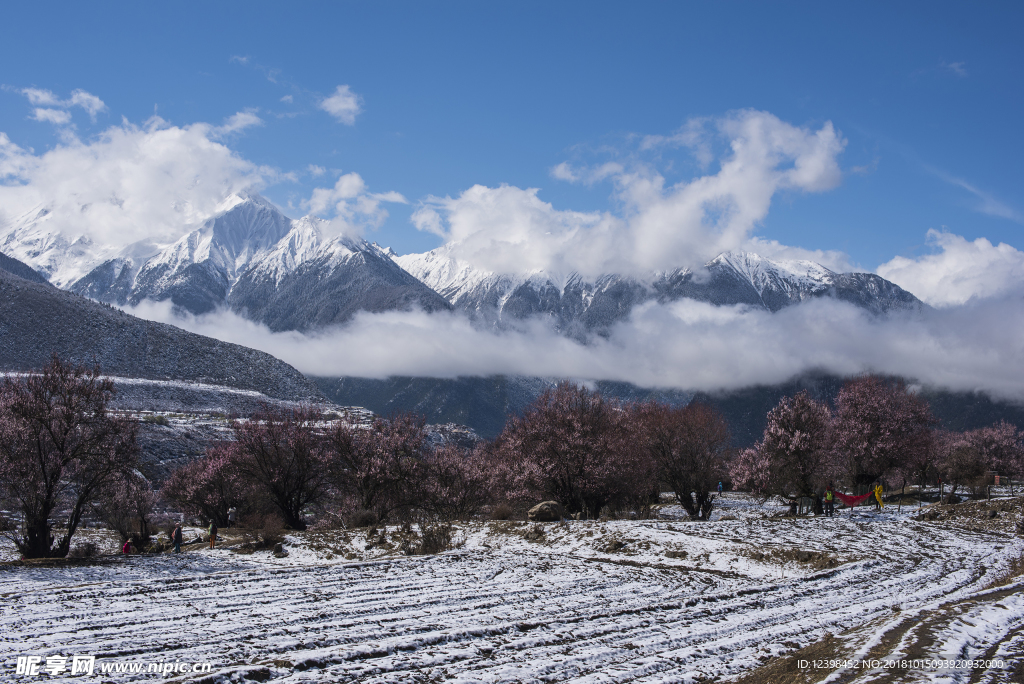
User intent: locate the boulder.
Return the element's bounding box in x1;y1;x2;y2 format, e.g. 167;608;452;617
528;501;564;522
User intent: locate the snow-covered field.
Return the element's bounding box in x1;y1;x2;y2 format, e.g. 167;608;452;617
2;496;1023;683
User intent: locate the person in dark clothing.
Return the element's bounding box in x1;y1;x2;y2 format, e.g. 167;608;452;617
208;521;218;549
172;524;183;553
824;484;835;518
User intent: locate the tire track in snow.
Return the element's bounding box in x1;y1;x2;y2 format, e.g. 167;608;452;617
1;518;1021;682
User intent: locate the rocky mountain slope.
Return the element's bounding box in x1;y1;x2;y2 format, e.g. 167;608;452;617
0;262;325;409
61;193;449;328
394;246;923;334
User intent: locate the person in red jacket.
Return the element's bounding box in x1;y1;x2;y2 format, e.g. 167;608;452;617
122;539;132;555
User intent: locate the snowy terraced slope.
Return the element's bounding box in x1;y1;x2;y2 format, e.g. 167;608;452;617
1;497;1022;683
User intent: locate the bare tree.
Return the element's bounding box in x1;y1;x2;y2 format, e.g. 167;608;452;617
638;402;729;520
92;471;158;547
230;406;333;530
0;356;138;558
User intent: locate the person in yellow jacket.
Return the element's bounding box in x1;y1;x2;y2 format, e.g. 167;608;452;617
873;482;884;511
824;485;835;517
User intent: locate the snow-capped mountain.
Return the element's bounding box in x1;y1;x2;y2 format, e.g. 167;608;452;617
3;189;919;337
60;193;449;329
0;205;110;289
395;244;922;334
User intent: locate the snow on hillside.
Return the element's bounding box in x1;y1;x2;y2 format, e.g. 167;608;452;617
710;251;834;295
2;495;1022;683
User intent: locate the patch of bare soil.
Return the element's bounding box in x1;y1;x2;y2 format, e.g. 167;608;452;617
915;496;1024;535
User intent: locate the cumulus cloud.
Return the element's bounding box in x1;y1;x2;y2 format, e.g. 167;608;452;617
549;161;623;184
877;230;1024;306
67;90;107;119
214;110;263;136
20;87;107;122
30;108;72;125
303;172;406;237
0;117;274;284
319;85;362;125
128;293;1024;403
417;110;846;277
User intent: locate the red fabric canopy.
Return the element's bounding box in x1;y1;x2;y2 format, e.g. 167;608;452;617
832;491;875;507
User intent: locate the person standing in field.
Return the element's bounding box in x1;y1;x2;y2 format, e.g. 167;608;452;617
873;482;884;511
227;507;236;528
172;524;183;553
208;520;218;549
824;484;835;518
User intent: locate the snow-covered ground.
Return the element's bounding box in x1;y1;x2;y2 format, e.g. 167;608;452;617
1;495;1022;683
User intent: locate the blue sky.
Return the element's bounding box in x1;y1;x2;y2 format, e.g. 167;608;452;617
1;1;1022;269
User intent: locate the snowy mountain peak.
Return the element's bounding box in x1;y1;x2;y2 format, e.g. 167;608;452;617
709;251;835;295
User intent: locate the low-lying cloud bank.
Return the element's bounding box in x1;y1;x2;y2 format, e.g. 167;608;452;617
129;295;1024;403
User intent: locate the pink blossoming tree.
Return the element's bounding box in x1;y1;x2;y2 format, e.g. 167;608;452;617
0;356;138;558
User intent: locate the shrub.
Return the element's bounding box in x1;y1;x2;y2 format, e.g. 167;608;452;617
347;509;380;528
490;503;513;521
238;512;285;550
68;542;98;559
418;521;454;555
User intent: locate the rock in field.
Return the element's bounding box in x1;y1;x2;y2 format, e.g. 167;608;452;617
528;501;564;522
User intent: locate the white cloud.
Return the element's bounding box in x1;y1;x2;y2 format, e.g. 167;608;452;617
280;94;294;103
0;117;274;283
319;85;362;125
68;89;107;120
128;292;1024;403
943;61;968;77
640;117;714;167
418;110;846;277
20;87;106;123
307;164;326;177
877;229;1024;306
214;110;263;136
550;161;624;185
743;237;857;273
303;172;406;237
30;108;72;125
22;88;62;106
